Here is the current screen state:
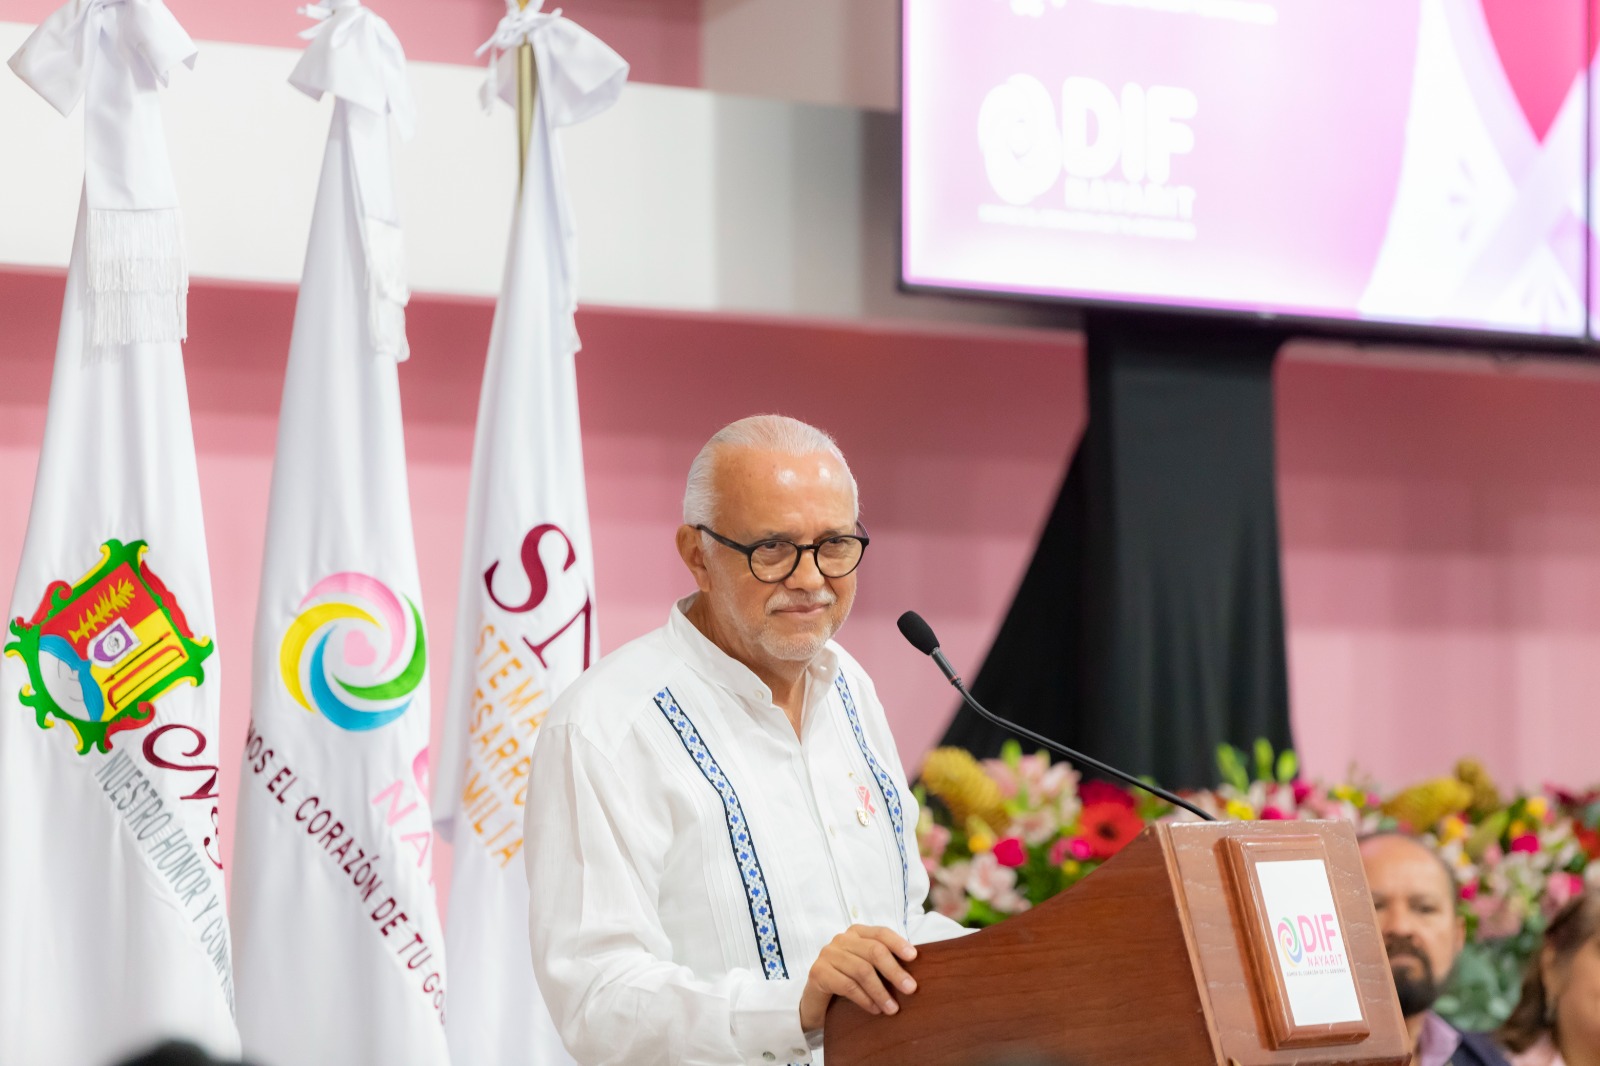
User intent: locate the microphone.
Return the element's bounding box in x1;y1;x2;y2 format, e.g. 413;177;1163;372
897;610;1215;822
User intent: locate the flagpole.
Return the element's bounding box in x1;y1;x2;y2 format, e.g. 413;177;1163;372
516;0;539;188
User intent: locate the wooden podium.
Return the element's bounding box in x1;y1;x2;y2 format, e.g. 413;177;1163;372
824;820;1408;1065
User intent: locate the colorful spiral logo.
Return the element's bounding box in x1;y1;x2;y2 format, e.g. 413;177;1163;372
1275;918;1304;966
279;573;425;732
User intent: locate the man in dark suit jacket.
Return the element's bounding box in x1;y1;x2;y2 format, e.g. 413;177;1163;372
1360;834;1510;1066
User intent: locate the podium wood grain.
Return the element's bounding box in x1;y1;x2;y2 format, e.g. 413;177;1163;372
824;821;1409;1066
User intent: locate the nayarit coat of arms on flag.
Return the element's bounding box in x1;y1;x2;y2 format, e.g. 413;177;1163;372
5;539;213;754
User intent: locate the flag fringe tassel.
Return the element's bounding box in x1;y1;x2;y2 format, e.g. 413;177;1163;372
86;207;189;348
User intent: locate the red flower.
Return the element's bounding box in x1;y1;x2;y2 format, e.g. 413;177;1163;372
1076;802;1145;860
1078;779;1136;810
1509;833;1540;855
1292;779;1314;804
993;837;1027;868
1260;806;1291;821
1548;785;1600;809
1575;825;1600;861
1459;881;1479;902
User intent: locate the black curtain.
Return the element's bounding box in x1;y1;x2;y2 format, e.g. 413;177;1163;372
941;313;1293;788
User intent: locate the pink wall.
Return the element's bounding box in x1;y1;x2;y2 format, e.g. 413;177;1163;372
11;264;1600;910
1277;346;1600;794
1;0;704;87
0;270;1084;909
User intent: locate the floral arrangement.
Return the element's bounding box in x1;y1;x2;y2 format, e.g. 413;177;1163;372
915;739;1600;1030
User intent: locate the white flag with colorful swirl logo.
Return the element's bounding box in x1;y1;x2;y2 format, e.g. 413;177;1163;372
2;2;240;1063
432;6;626;1064
227;5;449;1065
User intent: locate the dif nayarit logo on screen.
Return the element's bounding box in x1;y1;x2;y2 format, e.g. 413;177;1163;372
1275;911;1349;976
977;73;1199;241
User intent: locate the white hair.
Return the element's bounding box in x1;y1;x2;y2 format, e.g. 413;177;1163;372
683;414;859;527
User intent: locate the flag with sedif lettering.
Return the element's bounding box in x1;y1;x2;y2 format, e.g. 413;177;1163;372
432;5;626;1063
1;2;240;1063
227;4;449;1064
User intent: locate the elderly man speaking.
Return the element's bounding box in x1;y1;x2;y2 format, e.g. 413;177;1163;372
524;415;965;1065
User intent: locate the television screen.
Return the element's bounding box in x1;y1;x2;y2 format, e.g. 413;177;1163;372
902;0;1591;340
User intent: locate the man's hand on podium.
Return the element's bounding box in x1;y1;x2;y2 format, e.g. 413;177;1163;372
799;925;920;1031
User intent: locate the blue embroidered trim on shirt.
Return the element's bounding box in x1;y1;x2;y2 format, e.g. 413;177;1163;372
835;672;909;921
653;686;789;981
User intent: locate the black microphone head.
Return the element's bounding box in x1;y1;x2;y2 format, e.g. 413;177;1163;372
897;611;941;656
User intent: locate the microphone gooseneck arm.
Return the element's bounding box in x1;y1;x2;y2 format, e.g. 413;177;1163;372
898;611;1216;823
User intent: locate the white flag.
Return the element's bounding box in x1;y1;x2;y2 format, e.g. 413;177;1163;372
1;3;240;1064
434;7;626;1064
228;5;449;1065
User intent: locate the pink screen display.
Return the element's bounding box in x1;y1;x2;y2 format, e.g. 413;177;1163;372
903;0;1595;338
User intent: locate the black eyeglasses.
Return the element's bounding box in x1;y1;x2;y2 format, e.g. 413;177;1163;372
696;524;870;583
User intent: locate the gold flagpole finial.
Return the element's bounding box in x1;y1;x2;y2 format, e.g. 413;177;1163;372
515;0;539;189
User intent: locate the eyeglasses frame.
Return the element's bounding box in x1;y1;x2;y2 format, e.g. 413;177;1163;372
694;523;870;584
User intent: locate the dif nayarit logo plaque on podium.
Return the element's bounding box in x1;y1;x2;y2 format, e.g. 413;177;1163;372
1224;833;1372;1050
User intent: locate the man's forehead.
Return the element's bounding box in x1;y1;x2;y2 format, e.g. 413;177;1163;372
720;447;845;481
1361;838;1454;898
716;449;854;514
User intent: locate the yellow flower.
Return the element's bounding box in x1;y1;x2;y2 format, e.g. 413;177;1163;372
1331;784;1365;805
1454;758;1503;820
920;747;1009;831
1438;815;1469;843
1226;799;1256;821
968;829;995;854
1524;796;1549;822
1508;819;1529;840
1061;860;1081;877
1383;778;1472;830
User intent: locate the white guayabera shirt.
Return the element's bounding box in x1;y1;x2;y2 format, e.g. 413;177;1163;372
525;596;967;1065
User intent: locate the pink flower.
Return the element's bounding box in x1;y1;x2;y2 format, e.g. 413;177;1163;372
1459;881;1479;902
1260;806;1290;821
1545;872;1584;915
1049;837;1074;866
1013;807;1061;846
929;861;971;920
993;837;1027;868
1037;761;1079;804
1472;894;1523;940
983;759;1020;801
966;852;1029;914
1510;834;1541;855
1292;779;1314;804
1067;837;1095;861
918;821;951;864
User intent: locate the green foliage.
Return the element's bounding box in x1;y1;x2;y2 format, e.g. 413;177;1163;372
1275;748;1298;785
1218;737;1297;789
965;898;1010;927
1253;738;1275;783
1436;926;1539;1033
1217;743;1250;791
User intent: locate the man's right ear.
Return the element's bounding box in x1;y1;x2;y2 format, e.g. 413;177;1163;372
676;525;713;592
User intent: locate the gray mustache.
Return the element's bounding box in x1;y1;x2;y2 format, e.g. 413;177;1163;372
767;593;836;612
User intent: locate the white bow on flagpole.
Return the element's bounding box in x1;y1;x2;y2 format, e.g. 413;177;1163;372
10;0;196;348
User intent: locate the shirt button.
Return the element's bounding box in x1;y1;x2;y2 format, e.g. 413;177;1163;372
791;1050;807;1058
850;905;860;919
762;1053;776;1062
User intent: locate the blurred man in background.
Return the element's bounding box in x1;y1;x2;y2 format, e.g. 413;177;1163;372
1360;833;1510;1066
